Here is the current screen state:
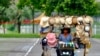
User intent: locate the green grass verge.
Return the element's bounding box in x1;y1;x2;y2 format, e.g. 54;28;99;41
93;34;100;38
0;33;40;38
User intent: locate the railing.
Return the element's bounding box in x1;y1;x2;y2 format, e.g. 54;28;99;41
93;25;100;35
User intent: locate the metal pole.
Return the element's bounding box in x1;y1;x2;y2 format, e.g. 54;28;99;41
84;44;86;56
94;25;96;35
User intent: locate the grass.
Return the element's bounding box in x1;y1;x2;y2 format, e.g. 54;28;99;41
92;34;100;38
0;33;40;38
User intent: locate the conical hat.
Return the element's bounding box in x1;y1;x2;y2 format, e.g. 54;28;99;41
83;16;93;25
39;16;50;28
33;12;45;24
55;16;61;24
65;16;73;25
34;12;45;20
59;17;65;24
77;17;84;25
49;17;55;25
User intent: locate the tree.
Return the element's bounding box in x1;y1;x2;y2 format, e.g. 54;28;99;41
5;4;21;33
30;0;98;16
17;0;31;9
54;0;98;16
0;0;11;33
0;0;11;7
0;0;11;22
5;5;19;21
96;2;100;15
30;0;60;16
21;6;32;20
17;0;36;33
0;0;11;24
5;4;33;33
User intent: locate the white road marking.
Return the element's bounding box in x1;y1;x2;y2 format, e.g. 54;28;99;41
24;39;39;56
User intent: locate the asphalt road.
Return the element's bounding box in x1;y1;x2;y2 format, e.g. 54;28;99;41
0;38;100;56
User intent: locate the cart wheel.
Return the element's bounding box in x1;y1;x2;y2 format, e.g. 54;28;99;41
41;52;44;56
71;50;74;56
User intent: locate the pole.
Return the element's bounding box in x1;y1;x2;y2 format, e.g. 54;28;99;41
30;5;34;33
94;25;96;35
83;44;86;56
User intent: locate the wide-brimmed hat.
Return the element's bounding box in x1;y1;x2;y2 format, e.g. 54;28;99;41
72;16;77;24
40;16;50;28
65;16;73;25
54;16;61;25
48;17;55;25
77;17;84;25
59;17;65;24
83;16;93;24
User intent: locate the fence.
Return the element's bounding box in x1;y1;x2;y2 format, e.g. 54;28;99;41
0;25;40;34
20;24;40;34
0;24;100;34
93;25;100;35
33;24;100;35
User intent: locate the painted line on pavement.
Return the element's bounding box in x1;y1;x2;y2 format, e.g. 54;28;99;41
24;39;39;56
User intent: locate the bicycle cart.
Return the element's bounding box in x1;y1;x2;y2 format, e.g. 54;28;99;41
34;15;93;56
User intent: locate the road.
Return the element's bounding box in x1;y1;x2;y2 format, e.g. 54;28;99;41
0;38;100;56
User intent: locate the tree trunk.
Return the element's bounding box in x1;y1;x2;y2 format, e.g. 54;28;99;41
17;21;21;33
32;24;34;33
3;23;5;34
32;9;34;33
17;15;21;33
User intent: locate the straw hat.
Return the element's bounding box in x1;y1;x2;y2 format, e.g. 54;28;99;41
64;16;73;27
55;16;61;25
65;16;73;25
75;25;84;38
40;16;50;28
77;17;84;25
84;32;89;37
48;17;55;25
72;16;77;25
83;16;93;25
59;17;65;24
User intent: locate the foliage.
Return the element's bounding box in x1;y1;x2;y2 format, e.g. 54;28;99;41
5;5;19;21
5;4;33;21
17;0;31;9
0;0;11;23
0;6;9;23
17;0;99;16
96;2;100;15
30;0;98;16
21;6;33;20
0;0;11;8
53;0;98;16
